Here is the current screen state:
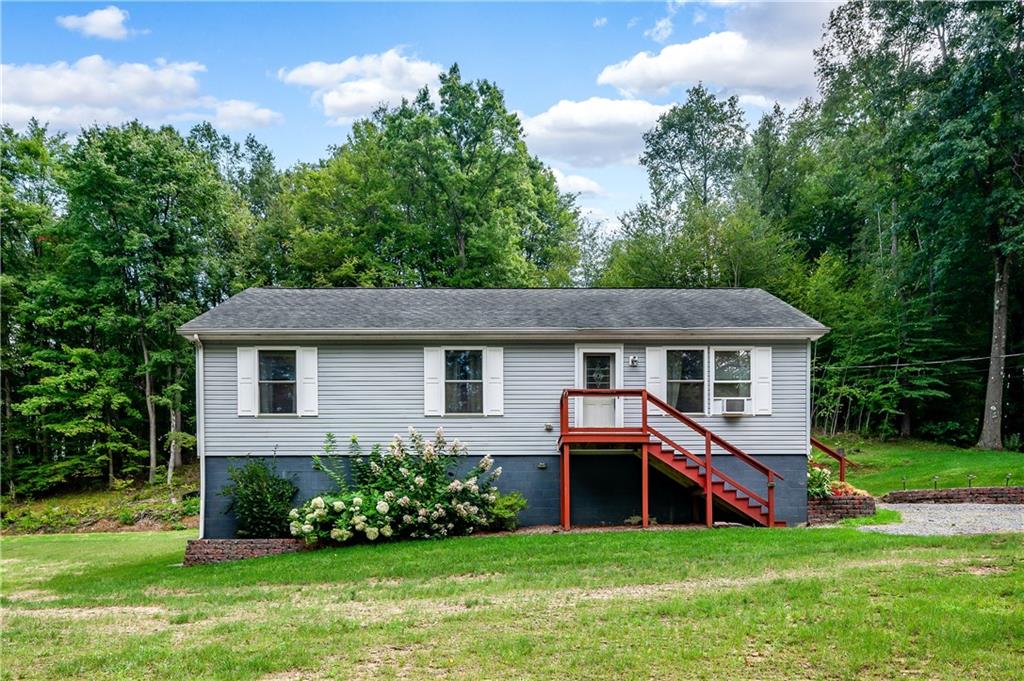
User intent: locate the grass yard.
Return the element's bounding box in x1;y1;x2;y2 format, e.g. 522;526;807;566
2;528;1023;680
813;437;1024;496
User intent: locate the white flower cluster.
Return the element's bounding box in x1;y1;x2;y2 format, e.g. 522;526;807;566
287;427;510;545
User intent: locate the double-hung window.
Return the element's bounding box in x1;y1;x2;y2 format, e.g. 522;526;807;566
713;349;752;401
444;349;483;414
666;349;705;413
258;350;297;414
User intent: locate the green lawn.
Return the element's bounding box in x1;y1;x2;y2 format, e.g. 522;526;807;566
2;528;1023;679
813;437;1024;496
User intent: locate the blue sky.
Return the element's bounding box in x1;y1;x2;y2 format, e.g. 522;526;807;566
2;1;835;223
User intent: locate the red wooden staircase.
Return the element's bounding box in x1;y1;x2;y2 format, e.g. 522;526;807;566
558;389;785;528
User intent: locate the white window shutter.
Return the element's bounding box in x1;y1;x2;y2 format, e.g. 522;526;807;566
236;347;257;416
753;346;773;415
483;347;504;416
297;347;319;416
423;348;443;416
645;347;666;400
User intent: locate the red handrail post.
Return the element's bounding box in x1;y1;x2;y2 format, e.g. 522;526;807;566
561;444;571;530
704;431;713;528
560;391;569;435
641;389;648;434
767;472;775;527
838;448;846;482
641;444;649;528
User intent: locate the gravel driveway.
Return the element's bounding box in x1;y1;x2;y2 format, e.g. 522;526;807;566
860;502;1024;536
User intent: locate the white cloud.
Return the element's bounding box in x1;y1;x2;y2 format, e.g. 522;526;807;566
522;97;669;167
212;100;284;130
56;6;142;40
597;30;814;100
644;0;686;44
644;17;674;43
279;48;441;123
599;2;837;105
1;55;281;130
580;205;618;230
551;168;605;196
627;17;640;29
593;17;608;28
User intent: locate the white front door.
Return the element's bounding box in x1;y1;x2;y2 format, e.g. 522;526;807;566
581;352;616;427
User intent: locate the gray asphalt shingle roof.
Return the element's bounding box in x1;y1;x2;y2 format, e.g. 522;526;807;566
178;288;827;334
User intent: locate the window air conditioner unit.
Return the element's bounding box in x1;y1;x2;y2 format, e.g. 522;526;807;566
722;398;746;417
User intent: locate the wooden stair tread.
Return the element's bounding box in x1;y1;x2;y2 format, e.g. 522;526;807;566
646;446;776;527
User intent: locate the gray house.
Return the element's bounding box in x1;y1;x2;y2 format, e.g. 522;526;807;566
178;288;828;537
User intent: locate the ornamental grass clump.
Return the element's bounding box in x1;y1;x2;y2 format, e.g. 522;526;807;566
290;427;503;544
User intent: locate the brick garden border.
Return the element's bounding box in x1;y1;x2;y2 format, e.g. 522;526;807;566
184;538;314;566
881;487;1024;505
807;496;876;525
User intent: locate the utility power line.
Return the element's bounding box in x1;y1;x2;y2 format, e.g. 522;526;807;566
822;352;1024;371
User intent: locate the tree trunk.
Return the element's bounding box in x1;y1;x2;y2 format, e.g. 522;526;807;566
172;407;183;468
977;253;1010;450
167;366;182;488
141;335;158;483
105;411;115;487
3;373;15;499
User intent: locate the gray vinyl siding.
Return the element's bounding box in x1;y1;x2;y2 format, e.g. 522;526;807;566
622;341;810;458
203;341;570;458
202;340;809;459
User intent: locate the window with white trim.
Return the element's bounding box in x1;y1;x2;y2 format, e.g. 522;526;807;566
444;349;483;414
713;349;752;400
666;349;705;413
258;349;297;414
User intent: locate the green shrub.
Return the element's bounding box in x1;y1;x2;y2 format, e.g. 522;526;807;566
117;509;136;525
807;465;832;499
290;427;503;544
181;497;200;516
488;491;527;531
221;457;298;538
312;432;350;492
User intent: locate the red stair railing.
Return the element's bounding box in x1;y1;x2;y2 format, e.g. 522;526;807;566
559;388;784;526
810;436;846;482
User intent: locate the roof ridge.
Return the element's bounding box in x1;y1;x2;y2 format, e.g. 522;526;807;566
245;286;767;292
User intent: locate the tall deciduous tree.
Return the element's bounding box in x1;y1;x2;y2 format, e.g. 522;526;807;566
54;123;233;482
237;65;582;289
641;84;747;208
817;0;1024;448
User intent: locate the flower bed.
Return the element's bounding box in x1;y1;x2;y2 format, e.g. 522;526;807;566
806;462;875;524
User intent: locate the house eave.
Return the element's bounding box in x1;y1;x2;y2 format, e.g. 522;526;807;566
177;326;830;342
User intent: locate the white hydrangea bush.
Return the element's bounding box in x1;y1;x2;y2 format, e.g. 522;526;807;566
289;427;503;544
